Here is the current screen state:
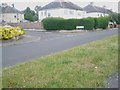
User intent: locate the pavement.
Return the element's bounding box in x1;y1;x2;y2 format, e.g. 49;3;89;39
105;72;119;88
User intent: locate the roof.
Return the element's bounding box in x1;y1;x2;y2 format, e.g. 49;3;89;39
0;4;23;14
39;0;83;11
84;4;112;14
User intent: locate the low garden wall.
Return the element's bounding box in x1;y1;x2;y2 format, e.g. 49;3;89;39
8;22;43;29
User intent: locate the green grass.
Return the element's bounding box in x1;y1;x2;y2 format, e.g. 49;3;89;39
2;35;118;88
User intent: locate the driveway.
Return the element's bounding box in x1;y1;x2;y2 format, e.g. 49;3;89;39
2;28;118;68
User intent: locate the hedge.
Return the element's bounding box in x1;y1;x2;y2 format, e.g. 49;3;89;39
82;18;95;30
42;18;64;30
94;17;109;29
117;13;120;24
42;17;109;30
0;26;25;40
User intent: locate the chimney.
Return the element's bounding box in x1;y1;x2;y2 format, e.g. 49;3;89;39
90;2;94;6
110;9;112;11
103;5;106;8
12;4;14;8
1;3;7;7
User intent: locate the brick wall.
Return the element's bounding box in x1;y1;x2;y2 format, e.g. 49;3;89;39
8;22;43;29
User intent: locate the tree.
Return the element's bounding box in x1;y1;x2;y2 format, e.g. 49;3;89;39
109;12;120;24
23;7;38;22
35;6;41;22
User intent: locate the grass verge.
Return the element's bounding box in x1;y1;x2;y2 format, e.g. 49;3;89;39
2;35;118;88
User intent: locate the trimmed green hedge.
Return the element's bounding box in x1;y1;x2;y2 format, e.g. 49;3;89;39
42;18;64;30
42;17;109;30
82;18;95;30
94;17;109;29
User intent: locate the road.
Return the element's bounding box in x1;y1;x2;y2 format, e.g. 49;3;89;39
2;29;118;67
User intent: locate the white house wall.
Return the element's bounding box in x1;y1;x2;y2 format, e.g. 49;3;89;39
1;13;24;23
85;12;109;18
39;8;86;21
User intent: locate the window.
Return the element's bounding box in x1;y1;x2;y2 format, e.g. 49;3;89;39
2;20;5;22
48;13;51;17
78;12;81;16
69;10;74;14
44;11;47;16
14;15;16;18
64;10;68;14
78;13;81;16
41;12;43;16
2;15;4;17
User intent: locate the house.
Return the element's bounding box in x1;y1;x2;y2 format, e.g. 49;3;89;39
84;2;112;18
38;0;86;22
0;3;24;23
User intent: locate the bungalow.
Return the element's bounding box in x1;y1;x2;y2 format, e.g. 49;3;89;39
84;2;112;18
38;0;86;22
0;3;24;23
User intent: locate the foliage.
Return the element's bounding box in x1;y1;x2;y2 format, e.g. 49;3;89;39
34;6;41;22
0;26;24;40
94;18;98;29
94;17;109;29
118;13;120;24
23;7;38;22
109;12;120;24
82;18;95;30
42;17;95;30
42;18;64;30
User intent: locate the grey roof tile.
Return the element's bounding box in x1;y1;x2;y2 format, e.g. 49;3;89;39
39;0;83;11
84;4;112;14
0;5;23;14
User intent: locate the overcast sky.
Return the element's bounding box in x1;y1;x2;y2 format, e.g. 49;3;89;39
1;0;119;12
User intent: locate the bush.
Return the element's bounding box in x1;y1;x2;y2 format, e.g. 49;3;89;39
109;13;120;24
42;17;108;30
0;26;25;40
42;17;95;30
117;13;120;24
42;17;64;30
94;18;98;29
63;19;79;30
95;17;109;29
82;18;95;30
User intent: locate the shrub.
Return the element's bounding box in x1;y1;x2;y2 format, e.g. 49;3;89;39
81;18;95;30
94;18;98;29
95;17;109;29
63;19;79;30
42;17;64;30
42;17;95;30
117;13;120;24
109;12;120;24
42;17;108;30
0;26;25;40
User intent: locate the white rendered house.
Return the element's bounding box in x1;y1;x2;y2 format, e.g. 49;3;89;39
0;3;24;23
38;0;86;22
84;2;112;18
